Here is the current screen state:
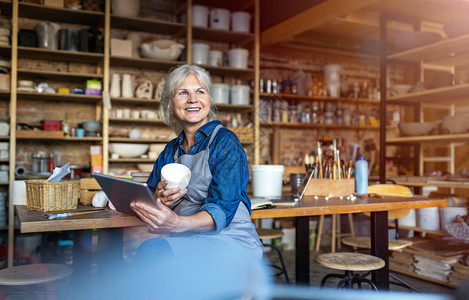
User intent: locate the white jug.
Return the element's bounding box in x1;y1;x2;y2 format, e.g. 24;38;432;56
122;74;134;98
110;73;121;98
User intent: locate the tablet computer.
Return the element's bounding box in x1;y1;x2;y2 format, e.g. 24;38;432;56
94;173;156;216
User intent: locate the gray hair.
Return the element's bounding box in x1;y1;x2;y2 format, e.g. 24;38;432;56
159;64;217;133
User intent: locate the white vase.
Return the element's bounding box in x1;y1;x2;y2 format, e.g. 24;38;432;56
122;74;133;98
110;73;121;98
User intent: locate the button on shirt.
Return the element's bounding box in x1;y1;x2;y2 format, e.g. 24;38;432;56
146;120;251;233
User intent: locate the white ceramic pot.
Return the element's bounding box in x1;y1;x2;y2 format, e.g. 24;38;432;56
230;85;250;105
210;8;230;30
121;74;133;98
212;83;230;104
110;73;120;98
208;50;223;66
323;64;341;83
192;43;210;64
231;11;251;32
112;0;140;17
228;48;248;69
192;5;209;27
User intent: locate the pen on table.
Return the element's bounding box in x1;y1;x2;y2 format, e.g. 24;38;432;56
43;209;105;220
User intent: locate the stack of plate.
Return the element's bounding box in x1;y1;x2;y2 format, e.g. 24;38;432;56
0;192;7;227
0;27;9;46
131;172;150;183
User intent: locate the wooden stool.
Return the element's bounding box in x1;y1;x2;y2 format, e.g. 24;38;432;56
0;264;73;298
315;213;355;253
316;252;385;291
342;236;413;251
257;228;290;284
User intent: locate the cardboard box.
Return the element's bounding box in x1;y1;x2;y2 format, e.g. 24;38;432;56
110;38;132;57
90;145;103;174
304;178;355;197
44;0;64;8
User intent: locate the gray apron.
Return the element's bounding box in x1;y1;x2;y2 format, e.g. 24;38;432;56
165;124;263;260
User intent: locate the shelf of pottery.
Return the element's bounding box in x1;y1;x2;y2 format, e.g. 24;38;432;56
107;0;257;175
11;2;105;184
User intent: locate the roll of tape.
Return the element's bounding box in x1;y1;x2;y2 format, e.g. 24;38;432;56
15;166;26;177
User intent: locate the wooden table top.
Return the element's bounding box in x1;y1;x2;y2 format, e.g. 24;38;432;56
250;195;447;219
16;195;446;233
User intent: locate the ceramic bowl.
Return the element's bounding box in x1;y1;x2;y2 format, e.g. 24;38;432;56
392;84;412;95
140;40;185;60
391;31;441;51
398;122;440;136
161;163;191;190
444;18;469;38
81;120;101;132
109;143;149;158
137;164;154;173
441;115;469;134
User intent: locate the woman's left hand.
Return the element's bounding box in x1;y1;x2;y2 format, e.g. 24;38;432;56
130;198;185;234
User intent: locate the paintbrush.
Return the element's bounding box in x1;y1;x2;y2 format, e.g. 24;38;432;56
43;208;105;220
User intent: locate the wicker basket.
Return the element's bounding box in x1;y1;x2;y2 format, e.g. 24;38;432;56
25;180;79;212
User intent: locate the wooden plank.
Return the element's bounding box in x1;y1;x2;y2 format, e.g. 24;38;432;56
387;133;469;144
260;92;380;105
16;131;64;139
261;122;379;131
393;180;469;190
261;0;380;46
387;83;469;105
16;205;144;233
389;34;469;66
17;69;103;80
390;266;456;289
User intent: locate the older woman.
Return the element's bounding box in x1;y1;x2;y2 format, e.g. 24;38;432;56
130;64;262;261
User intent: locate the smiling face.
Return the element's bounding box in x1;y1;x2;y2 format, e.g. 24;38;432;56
170;74;211;132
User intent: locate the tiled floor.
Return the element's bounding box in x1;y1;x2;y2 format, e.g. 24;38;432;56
264;246;458;296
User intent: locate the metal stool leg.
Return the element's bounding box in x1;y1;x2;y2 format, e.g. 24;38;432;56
263;243;290;284
320;273;345;287
390;272;421;293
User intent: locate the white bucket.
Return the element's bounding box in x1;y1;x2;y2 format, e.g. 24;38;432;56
192;43;210;64
323;64;341;83
228;48;248;68
251;165;284;197
208;50;223;66
440;206;468;232
416;207;440;231
230;84;250;105
399;209;417;227
192;5;209;27
212;83;230;104
210;8;230;30
232;11;251;32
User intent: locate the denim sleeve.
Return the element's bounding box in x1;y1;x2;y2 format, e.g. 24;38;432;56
199;131;250;234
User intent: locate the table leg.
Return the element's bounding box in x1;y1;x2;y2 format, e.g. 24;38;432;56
370;211;389;290
295;216;310;285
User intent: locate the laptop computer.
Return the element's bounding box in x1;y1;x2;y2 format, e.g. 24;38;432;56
94;173;156;216
251;168;314;210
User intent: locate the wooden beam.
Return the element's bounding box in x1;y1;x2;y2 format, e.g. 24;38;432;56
261;0;380;46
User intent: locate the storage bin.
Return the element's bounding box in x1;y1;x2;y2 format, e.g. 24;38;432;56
25;180;78;212
41;119;62;131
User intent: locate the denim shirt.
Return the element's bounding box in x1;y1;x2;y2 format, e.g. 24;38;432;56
146;120;251;233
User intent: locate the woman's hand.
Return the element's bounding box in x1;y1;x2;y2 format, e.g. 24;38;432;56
130;198;184;234
153;180;187;207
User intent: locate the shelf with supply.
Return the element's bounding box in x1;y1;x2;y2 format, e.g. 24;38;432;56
17;69;103;81
260;92;380;105
383;17;469;182
260;122;379;130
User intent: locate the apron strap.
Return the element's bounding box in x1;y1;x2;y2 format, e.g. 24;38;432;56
173;124;224;160
206;124;223;149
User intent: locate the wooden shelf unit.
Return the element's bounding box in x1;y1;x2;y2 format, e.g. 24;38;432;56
18;2;104;25
110;15;185;35
111;97;159;105
387;133;469;144
109;137;172;143
109;118;165;125
192;26;254;44
387;83;469;106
